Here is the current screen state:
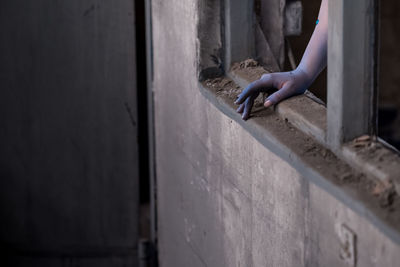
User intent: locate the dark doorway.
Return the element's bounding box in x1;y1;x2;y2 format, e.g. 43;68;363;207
0;1;141;265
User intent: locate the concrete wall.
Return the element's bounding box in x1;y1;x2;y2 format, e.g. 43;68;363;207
152;1;400;266
0;1;139;266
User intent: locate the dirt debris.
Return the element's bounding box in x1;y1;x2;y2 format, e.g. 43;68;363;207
352;135;372;148
204;77;241;100
355;135;371;142
202;59;400;225
231;59;272;82
379;188;397;208
301;129;399;211
340;172;353;182
346;135;400;198
204;76;265;108
372;180;394;196
238;58;259;68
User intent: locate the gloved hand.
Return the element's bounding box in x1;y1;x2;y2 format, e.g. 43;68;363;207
234;68;311;120
235;0;328;120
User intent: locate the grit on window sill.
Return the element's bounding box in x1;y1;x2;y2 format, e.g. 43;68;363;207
199;59;400;246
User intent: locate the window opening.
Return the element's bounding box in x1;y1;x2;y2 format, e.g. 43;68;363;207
286;0;327;102
202;0;396;154
378;1;400;151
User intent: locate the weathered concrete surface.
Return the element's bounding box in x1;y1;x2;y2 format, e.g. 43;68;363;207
198;0;223;79
255;0;286;69
152;1;400;266
0;0;139;265
327;0;377;147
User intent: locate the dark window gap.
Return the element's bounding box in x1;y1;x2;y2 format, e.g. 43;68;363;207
378;0;400;151
135;0;149;204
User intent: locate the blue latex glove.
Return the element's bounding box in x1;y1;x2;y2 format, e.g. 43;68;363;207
235;0;328;120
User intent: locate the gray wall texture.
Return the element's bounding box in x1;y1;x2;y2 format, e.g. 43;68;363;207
152;1;400;266
0;0;139;266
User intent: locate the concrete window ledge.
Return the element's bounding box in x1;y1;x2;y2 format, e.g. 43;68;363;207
230;62;400;192
199;61;400;246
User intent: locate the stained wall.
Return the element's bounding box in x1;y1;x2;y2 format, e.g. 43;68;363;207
152;1;400;266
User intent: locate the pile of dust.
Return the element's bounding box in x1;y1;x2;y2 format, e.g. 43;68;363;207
203;76;265;108
231;59;272;82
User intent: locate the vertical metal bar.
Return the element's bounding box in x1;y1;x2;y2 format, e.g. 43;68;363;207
327;0;378;149
224;0;255;70
145;0;158;266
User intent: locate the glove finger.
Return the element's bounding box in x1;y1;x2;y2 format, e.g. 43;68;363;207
242;95;256;120
235;78;273;105
236;103;245;113
265;83;293;105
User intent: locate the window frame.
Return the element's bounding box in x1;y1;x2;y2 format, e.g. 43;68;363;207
224;0;380;150
327;0;379;150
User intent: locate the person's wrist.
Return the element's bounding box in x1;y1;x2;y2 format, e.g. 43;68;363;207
294;67;313;87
